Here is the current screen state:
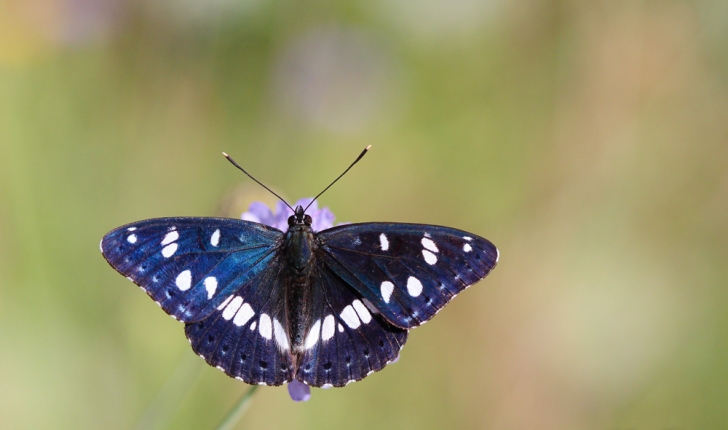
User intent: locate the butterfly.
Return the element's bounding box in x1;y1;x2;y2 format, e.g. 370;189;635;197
100;147;499;388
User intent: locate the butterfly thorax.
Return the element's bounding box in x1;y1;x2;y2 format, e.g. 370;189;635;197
283;208;317;353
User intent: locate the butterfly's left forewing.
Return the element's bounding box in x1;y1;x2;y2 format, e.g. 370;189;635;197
317;223;498;329
101;217;282;322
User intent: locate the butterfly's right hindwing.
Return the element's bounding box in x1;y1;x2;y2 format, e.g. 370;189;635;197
296;265;408;387
101;217;282;323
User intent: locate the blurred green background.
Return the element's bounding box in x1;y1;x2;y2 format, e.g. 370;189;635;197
2;0;728;428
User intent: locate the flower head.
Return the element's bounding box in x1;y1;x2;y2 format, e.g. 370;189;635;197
241;198;336;232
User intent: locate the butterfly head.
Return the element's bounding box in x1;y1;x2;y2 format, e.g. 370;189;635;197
288;205;312;227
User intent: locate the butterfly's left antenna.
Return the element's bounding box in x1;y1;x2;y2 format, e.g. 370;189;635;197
222;152;295;212
304;145;371;213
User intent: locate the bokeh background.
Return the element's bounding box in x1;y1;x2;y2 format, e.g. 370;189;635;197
2;0;728;428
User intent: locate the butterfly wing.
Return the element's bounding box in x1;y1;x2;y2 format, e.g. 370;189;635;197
184;258;295;386
317;223;498;329
100;217;282;322
296;264;408;387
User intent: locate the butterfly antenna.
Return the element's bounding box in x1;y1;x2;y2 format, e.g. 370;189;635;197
304;145;372;213
222;152;295;212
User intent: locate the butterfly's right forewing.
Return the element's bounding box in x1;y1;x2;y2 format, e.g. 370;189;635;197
317;223;498;329
101;217;282;322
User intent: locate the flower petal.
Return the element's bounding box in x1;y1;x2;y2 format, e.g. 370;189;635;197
311;207;336;232
241;212;260;223
273;201;293;231
287;380;311;402
243;202;275;226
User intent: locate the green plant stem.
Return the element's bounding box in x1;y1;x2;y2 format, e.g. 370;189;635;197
135;352;205;430
214;386;259;430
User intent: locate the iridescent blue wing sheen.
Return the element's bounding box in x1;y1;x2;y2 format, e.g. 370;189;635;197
184;259;295;386
317;223;498;329
100;217;282;322
296;265;408;387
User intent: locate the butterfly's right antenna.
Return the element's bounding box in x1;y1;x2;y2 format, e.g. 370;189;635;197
304;145;371;213
222;152;295;213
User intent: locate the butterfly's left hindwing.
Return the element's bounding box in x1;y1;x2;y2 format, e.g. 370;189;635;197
317;223;498;329
100;218;282;322
184;259;294;386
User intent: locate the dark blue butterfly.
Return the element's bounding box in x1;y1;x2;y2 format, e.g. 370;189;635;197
100;149;498;388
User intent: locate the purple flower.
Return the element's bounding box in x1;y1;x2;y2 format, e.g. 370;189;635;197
287;380;311;402
241;198;337;232
241;198;338;402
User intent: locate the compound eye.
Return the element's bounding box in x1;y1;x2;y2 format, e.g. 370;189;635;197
304;215;312;225
287;215;295;226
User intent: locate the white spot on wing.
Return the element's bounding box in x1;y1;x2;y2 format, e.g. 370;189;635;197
127;234;137;244
259;314;272;340
162;243;178;258
250;321;256;331
340;305;361;329
204;277;217;299
217;295;232;310
161;231;179;245
362;298;380;314
380;281;394;303
463;236;472;241
421;237;438;253
338;323;344;332
379;233;389;251
175;270;192;291
322;383;333;389
211;229;220;247
222;296;243;320
321;315;335;341
305;319;321;349
406;276;423;297
127;227;137;231
463;243;472;252
422;249;437;265
352;300;372;324
274;319;289;350
233;303;255;327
